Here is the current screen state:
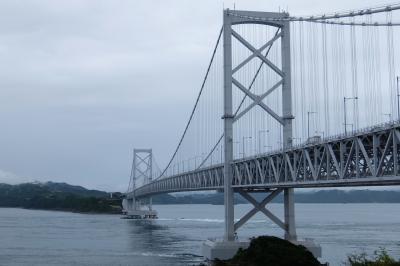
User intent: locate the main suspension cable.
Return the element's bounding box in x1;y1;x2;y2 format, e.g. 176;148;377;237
156;27;223;180
227;3;400;23
196;28;281;170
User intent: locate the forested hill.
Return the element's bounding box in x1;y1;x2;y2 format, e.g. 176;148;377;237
43;182;109;197
292;189;400;203
0;182;122;213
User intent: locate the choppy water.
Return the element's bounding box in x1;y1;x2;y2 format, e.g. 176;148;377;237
0;204;399;266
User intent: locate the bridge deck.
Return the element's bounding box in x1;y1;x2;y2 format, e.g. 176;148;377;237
129;121;400;199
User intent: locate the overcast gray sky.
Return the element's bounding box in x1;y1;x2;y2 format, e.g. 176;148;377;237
0;0;393;191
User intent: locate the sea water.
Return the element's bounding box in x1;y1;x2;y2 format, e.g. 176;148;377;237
0;204;399;266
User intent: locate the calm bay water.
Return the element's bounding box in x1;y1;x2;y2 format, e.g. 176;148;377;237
0;204;399;266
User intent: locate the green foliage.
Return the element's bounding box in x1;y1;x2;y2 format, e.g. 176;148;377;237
347;248;400;266
0;182;122;214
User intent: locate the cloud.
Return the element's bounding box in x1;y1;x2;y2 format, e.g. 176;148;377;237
0;169;31;185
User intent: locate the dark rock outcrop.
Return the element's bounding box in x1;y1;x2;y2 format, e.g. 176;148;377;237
214;236;322;266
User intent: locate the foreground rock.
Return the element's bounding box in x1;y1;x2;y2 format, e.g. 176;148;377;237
213;236;322;266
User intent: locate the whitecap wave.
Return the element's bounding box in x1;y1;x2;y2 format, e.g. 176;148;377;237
133;251;200;258
177;218;223;222
156;218;223;222
157;218;271;223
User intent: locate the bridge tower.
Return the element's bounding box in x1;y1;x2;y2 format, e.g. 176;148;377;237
223;8;294;241
122;149;158;219
204;9;320;260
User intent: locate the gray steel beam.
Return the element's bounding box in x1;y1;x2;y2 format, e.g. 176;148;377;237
223;9;235;242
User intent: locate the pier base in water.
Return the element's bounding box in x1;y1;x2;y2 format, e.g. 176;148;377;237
202;239;249;261
123;209;158;219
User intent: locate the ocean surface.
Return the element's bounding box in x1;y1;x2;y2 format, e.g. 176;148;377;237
0;204;399;266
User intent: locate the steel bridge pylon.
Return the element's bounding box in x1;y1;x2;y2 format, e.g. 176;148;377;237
123;149;158;219
203;9;320;260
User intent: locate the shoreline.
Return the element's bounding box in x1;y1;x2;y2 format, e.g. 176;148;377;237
0;206;121;215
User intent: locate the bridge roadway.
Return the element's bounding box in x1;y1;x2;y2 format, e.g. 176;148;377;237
128;121;400;199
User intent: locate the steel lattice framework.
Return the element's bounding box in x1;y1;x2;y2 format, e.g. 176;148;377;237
129;122;400;199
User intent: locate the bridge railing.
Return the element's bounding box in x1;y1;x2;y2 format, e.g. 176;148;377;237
253;119;400;160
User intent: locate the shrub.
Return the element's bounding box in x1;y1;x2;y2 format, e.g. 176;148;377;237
347;248;400;266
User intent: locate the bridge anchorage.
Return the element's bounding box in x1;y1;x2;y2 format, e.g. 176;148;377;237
122;149;157;219
124;5;400;264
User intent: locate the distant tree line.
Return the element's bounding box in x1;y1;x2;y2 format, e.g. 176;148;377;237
1;182;399;214
152;189;400;205
0;183;122;214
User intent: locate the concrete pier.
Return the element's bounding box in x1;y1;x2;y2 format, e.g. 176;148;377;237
202;239;249;261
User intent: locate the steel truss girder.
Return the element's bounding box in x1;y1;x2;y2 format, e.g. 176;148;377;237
131;124;400;199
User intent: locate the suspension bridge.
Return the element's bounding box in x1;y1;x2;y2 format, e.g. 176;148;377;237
122;3;400;261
